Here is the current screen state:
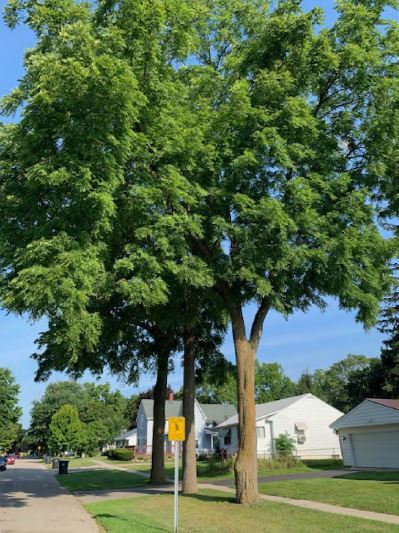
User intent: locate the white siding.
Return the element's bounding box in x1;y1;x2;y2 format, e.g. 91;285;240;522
338;423;399;467
136;403;148;449
337;431;355;466
332;400;399;429
352;430;399;468
147;419;154;446
221;426;239;453
194;402;208;449
271;395;342;459
255;419;273;457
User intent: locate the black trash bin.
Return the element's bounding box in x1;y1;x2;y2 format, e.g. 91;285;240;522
58;460;69;475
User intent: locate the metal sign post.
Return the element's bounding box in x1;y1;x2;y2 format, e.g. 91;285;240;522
174;441;179;533
168;417;185;533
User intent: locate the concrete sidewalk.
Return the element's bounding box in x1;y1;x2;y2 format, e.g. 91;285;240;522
75;477;399;527
198;483;399;527
0;458;98;533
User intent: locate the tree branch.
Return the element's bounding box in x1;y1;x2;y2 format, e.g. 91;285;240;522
250;298;270;350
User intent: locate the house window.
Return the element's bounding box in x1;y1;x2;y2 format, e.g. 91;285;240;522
256;427;265;439
295;421;307;444
224;429;231;446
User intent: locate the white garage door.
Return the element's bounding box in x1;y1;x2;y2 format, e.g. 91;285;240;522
352;431;399;468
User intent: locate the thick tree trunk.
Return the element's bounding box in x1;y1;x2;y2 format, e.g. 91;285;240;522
231;309;259;504
182;329;198;494
150;352;169;485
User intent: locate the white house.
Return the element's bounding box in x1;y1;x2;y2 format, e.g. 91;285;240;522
114;428;137;449
330;398;399;468
136;399;236;455
217;394;343;459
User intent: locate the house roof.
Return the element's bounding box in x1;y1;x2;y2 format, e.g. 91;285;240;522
141;399;183;419
217;394;311;429
367;398;399;411
330;398;399;430
200;403;237;425
115;428;137;441
140;399;236;424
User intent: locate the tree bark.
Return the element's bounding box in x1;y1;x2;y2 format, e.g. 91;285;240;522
231;307;259;504
182;329;198;494
150;352;169;485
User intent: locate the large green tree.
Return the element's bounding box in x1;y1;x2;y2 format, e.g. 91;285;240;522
255;362;297;403
49;404;84;455
379;265;399;394
1;0;397;504
196;360;296;405
29;381;128;452
0;368;22;453
163;0;394;502
0;0;199;487
301;354;385;412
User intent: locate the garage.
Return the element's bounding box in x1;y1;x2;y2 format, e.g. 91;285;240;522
330;398;399;468
351;430;399;468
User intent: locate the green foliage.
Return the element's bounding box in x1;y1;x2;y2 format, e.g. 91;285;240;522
204;454;235;475
0;5;397;498
49;404;84;455
0;0;394;385
108;448;134;461
300;354;386;412
0;368;22;453
29;381;128;452
379;267;399;396
258;456;299;471
196;361;297;405
274;433;296;457
255;362;297;403
196;368;237;405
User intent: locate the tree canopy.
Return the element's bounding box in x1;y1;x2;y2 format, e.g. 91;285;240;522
28;381;128;451
1;0;397;503
49;404;84;455
0;368;22;453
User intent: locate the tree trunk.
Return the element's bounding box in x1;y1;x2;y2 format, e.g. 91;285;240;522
150;352;169;485
231;309;258;504
182;329;198;494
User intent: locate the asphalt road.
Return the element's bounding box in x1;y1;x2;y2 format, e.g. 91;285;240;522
0;458;98;533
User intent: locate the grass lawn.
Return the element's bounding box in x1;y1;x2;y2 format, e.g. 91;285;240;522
56;470;150;493
187;458;343;482
84;489;399;533
259;471;399;516
43;456;98;469
66;457;99;468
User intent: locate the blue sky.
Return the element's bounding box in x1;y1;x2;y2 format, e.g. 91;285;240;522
0;0;391;427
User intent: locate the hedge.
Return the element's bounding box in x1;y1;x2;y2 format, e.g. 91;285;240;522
107;448;134;461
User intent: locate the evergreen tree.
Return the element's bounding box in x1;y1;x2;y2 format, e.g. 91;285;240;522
49;404;84;455
0;368;22;453
379;268;399;395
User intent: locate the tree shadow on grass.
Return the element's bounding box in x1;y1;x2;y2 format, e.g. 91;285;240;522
93;513;167;532
335;472;399;483
184;492;236;504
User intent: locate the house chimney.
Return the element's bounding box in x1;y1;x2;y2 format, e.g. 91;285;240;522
168;391;174;401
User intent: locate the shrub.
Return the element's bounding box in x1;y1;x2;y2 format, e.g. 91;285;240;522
274;433;296;458
258;456;299;471
204;454;235;476
107;448;134;461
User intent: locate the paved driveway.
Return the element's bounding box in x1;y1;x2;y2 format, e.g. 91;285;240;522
0;458;98;533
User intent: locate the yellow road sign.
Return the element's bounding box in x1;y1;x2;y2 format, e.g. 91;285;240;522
168;417;186;441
